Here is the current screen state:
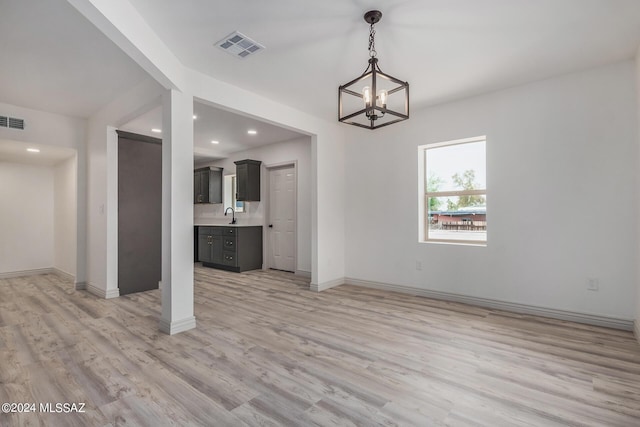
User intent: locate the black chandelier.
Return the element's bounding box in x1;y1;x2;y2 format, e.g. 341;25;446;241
338;10;409;130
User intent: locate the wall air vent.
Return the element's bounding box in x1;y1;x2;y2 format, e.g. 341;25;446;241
8;117;24;130
0;116;7;127
215;31;264;59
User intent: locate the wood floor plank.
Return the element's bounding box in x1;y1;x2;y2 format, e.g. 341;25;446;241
1;269;640;426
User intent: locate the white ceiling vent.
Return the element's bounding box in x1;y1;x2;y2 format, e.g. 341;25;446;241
8;117;24;130
215;31;264;59
0;116;7;127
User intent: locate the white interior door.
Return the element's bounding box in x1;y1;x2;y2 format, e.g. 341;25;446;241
268;166;296;272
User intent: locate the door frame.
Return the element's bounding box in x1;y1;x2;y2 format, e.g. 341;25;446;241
264;161;297;272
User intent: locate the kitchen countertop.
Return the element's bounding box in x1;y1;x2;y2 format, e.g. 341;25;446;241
194;222;263;227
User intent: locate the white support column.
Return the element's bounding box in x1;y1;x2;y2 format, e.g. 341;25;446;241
159;89;196;335
75;140;88;290
105;126;120;299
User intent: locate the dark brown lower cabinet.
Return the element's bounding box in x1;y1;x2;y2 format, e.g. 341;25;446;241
197;226;262;272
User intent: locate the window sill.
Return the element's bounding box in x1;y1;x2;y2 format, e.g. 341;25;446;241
420;239;486;247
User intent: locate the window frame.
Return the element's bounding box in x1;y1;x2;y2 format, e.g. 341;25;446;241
421;136;487;246
223;174;245;213
230;175;245;213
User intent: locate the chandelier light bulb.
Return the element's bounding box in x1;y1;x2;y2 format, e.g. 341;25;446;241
362;86;372;107
378;89;387;107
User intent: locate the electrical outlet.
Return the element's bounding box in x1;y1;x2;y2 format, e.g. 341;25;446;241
416;261;422;271
587;278;599;291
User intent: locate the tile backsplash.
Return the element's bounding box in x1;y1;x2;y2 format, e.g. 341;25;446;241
194;201;263;225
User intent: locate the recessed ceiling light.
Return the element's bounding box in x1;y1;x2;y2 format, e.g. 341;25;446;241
27;148;40;153
151;128;162;133
247;130;257;135
211;140;220;144
193;115;197;120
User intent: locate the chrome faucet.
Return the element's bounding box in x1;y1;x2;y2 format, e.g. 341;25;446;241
224;207;236;224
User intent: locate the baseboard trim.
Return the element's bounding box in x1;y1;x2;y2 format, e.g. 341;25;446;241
295;270;311;278
52;268;75;282
86;282;120;299
75;281;87;290
105;288;120;299
344;277;634;331
634;320;640;344
310;277;344;292
0;268;53;280
159;316;196;335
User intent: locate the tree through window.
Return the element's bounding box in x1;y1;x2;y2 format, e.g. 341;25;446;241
421;136;486;245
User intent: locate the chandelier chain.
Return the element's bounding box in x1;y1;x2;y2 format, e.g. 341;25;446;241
368;23;377;57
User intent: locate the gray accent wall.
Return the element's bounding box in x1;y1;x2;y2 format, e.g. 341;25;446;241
117;131;162;295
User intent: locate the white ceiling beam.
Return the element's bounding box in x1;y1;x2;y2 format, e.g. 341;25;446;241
66;0;186;92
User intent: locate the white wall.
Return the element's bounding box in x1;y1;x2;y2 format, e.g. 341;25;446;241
0;156;77;278
0;102;86;150
195;136;312;273
54;156;77;276
346;60;638;320
0;162;54;274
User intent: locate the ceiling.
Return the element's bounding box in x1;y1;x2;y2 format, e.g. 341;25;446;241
126;0;640;120
0;0;149;118
120;102;306;161
3;0;640;127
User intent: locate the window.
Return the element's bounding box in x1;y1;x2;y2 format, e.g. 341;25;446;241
420;136;486;245
223;174;244;213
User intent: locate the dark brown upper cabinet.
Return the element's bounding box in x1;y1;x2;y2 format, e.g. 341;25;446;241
234;159;261;201
194;166;223;204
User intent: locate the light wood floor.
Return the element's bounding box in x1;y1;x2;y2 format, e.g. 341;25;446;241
1;266;640;426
